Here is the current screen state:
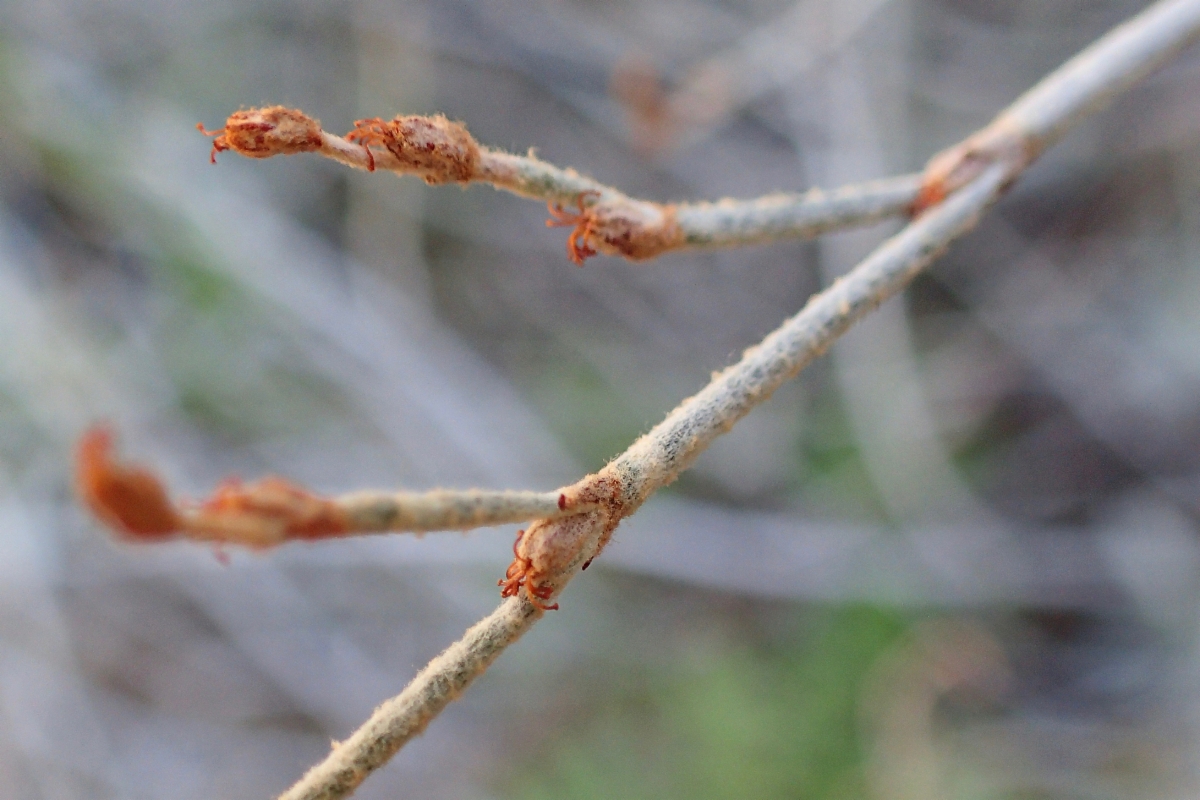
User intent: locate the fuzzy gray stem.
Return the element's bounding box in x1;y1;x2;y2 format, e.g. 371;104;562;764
675;174;921;248
1001;0;1200;155
277;597;541;800
334;489;578;533
276;1;1200;797
278;164;1005;800
612;165;1007;510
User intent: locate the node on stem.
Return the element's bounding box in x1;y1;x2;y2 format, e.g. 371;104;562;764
197;106;323;163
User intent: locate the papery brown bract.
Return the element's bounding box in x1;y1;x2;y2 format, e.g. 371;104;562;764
345;114;480;184
545;192;601;265
198;106;323;164
196;476;349;543
75;425;181;540
500;472;626;610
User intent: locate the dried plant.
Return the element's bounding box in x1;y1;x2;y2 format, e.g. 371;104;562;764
74;1;1200;798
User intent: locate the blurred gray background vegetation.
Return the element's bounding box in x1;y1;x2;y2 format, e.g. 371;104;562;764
1;0;1199;797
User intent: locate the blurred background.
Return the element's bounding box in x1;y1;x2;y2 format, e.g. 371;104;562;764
0;0;1198;797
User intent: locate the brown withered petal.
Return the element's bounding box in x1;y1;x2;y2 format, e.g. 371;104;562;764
75;425;181;539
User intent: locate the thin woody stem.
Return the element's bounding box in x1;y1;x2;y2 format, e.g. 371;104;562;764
1003;0;1200;152
278;596;540;800
175;488;585;548
674;174;921;249
278;162;1009;800
329;129;923;260
915;0;1200;208
326;489;579;533
275;1;1200;795
74;425;587;548
209;110;922;263
472;148;921;236
609;167;1008;509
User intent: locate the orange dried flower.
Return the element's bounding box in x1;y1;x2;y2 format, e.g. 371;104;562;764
545;191;601;265
193;476;348;544
75;425;348;548
345;115;480;184
198;106;324;164
75;425;181;540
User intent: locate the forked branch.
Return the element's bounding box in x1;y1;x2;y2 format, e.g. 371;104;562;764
269;2;1200;797
199;107;922;264
274;162;1010;800
76;426;589;548
78;1;1200;799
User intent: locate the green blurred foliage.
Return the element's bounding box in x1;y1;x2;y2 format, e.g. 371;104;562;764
507;605;908;800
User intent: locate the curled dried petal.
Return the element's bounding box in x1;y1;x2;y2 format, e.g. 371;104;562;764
75;425;181;540
75;425;347;548
187;476;349;547
198;106;324;163
345;114;480;184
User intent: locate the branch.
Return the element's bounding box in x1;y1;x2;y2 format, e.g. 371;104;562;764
270;1;1200;796
673;175;921;250
75;426;585;548
278;596;538;800
915;0;1200;209
199;109;921;264
198;0;1200;266
275;160;1009;800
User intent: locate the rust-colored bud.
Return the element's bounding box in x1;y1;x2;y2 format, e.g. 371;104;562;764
75;425;181;540
199;106;323;163
346;114;479;184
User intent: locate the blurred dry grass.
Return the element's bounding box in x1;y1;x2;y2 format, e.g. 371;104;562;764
1;0;1199;797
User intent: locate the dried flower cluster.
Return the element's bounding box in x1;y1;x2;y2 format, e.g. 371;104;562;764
345;114;479;183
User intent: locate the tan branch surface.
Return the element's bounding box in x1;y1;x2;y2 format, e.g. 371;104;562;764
278;595;541;800
72;2;1200;799
200;107;921;264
